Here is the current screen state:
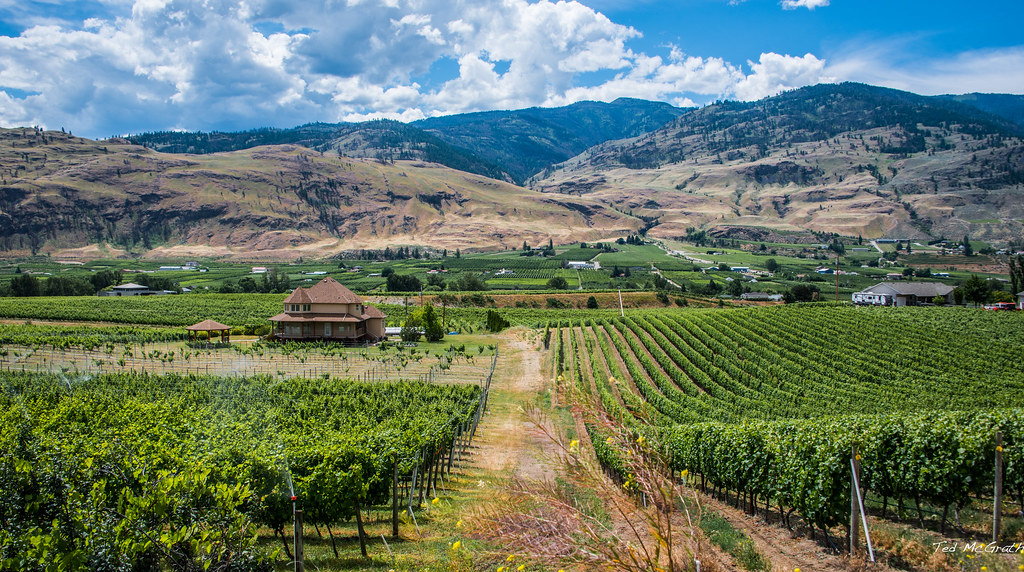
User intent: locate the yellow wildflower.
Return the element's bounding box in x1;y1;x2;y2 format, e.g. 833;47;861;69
456;519;463;529
432;497;440;506
569;439;579;453
451;540;461;551
681;469;688;478
507;555;516;562
637;435;644;445
997;446;1004;452
606;436;614;445
517;566;525;571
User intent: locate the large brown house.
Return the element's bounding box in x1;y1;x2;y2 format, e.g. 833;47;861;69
269;277;386;342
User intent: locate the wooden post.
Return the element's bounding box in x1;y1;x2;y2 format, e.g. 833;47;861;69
294;509;304;572
392;453;399;537
994;431;1004;543
850;444;860;554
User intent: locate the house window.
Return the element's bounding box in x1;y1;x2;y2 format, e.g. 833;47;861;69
303;304;311;312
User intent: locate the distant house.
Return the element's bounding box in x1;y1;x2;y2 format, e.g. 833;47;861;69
740;292;783;302
98;283;162;297
566;261;601;270
1018;291;1024;310
251;267;268;274
730;266;750;273
852;282;954;307
269;277;386;343
885;273;904;281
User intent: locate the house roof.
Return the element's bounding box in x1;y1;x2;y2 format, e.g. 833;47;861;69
185;319;232;331
284;277;362;304
859;282;954;297
114;283;149;289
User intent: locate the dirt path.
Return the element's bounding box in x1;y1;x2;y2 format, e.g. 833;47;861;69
468;330;558;482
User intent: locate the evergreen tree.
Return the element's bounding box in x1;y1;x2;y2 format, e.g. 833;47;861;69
421;304;444;342
962;234;974;256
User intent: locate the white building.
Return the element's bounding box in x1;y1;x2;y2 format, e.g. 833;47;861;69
852;282;954;307
566;261;601;270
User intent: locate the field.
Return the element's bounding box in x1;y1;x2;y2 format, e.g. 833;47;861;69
0;345;497;570
3;250;1024;570
551;305;1024;567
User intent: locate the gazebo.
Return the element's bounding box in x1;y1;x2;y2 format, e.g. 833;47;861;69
185;319;232;344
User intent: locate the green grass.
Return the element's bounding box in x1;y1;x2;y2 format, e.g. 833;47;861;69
699;513;771;571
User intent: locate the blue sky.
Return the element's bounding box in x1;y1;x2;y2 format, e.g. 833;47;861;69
0;0;1021;139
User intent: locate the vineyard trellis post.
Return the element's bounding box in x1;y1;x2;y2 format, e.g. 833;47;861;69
850;445;874;562
994;430;1004;543
849;443;859;554
293;509;304;572
392;453;399;537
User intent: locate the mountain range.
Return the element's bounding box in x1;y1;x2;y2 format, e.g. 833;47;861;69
2;82;1023;259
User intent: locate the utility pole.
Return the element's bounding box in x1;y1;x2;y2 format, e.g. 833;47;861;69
835;257;840;302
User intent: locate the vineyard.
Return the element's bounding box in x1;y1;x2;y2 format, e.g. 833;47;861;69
0;323;497;385
550;306;1024;540
0;347;496;569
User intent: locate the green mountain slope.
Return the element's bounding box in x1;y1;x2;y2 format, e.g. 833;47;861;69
413;98;688;183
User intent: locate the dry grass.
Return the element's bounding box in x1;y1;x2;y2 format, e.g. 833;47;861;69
468;403;715;572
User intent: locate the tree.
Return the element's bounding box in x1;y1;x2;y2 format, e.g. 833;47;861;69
400;315;421;342
785;284;820;303
421;304;444;342
586;296;599;309
10;273;40;297
547;276;569;290
960;274;990;307
43;275;93;296
727;279;744;297
90;269;120;292
485;309;510;332
238;276;259;293
453;273;487;291
962;234;974;256
386;273;422;292
718;262;731;271
1009;254;1024;296
765;258;779;273
426;273;446;290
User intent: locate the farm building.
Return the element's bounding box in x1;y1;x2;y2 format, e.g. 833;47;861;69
98;283;166;297
1018;291;1024;310
566;261;601;270
852;282;954;307
740;292;783;301
269;277;386;343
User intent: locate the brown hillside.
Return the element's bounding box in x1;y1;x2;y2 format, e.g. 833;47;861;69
0;128;640;260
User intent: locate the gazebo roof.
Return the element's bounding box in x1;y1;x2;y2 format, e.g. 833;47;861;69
185;319;232;331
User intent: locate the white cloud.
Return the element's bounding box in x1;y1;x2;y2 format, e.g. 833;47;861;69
0;0;1018;139
733;52;832;100
781;0;830;10
827;46;1024;95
